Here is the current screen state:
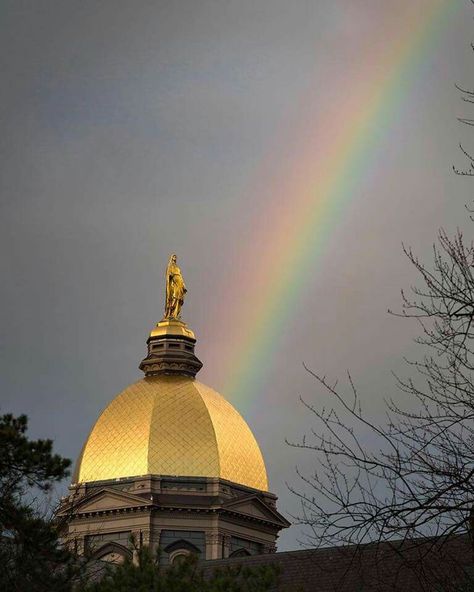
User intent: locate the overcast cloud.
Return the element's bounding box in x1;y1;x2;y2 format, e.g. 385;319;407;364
1;1;473;550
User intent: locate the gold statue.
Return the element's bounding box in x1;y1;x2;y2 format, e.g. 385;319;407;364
164;254;187;319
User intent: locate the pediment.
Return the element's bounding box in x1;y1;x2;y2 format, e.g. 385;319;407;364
230;501;270;519
70;487;153;514
223;495;290;527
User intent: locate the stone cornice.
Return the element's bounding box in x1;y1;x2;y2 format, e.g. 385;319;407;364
64;496;286;529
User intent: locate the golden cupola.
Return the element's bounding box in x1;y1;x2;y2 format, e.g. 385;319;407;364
73;374;268;490
61;255;289;564
73;255;269;491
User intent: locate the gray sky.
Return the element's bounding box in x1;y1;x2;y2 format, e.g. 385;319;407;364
1;0;473;550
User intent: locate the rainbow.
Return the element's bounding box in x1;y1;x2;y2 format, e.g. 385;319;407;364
210;1;458;412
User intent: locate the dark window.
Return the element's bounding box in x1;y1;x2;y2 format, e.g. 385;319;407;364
170;551;190;565
230;548;251;558
230;536;262;556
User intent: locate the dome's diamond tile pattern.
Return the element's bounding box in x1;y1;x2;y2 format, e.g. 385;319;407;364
76;384;155;482
147;377;219;477
75;376;268;491
195;382;268;491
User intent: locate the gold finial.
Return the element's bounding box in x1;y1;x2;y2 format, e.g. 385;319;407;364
164;254;187;320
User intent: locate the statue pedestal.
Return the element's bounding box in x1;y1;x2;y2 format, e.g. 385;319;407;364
139;318;202;378
150;318;196;339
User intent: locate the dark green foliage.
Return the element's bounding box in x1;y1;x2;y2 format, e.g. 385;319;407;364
81;547;279;592
0;413;75;591
0;413;71;500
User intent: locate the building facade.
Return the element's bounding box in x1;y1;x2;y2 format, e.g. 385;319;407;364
57;313;289;564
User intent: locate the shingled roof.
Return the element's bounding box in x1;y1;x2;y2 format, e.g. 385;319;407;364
203;535;474;591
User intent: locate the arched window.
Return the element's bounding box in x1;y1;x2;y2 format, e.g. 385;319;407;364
229;548;251;558
164;538;201;565
93;542;132;564
169;549;191;565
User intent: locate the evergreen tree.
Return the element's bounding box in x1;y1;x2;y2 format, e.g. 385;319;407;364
0;413;75;591
81;546;279;592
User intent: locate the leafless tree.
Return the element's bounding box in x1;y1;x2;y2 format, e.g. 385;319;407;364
288;228;474;553
454;29;474;176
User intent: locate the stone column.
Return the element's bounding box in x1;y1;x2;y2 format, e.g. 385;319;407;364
149;528;161;558
262;543;277;554
205;531;221;560
131;530;142;566
141;529;151;547
222;534;231;558
73;536;85;556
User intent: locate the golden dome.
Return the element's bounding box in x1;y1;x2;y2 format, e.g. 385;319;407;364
73;375;268;491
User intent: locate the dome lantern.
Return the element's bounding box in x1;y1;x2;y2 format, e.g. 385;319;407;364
139;318;203;378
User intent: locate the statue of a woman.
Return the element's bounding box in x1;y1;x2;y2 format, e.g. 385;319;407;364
164;254;187;319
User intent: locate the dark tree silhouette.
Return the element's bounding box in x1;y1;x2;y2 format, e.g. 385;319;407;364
454;34;474;176
79;545;279;592
0;412;77;591
289;228;474;550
